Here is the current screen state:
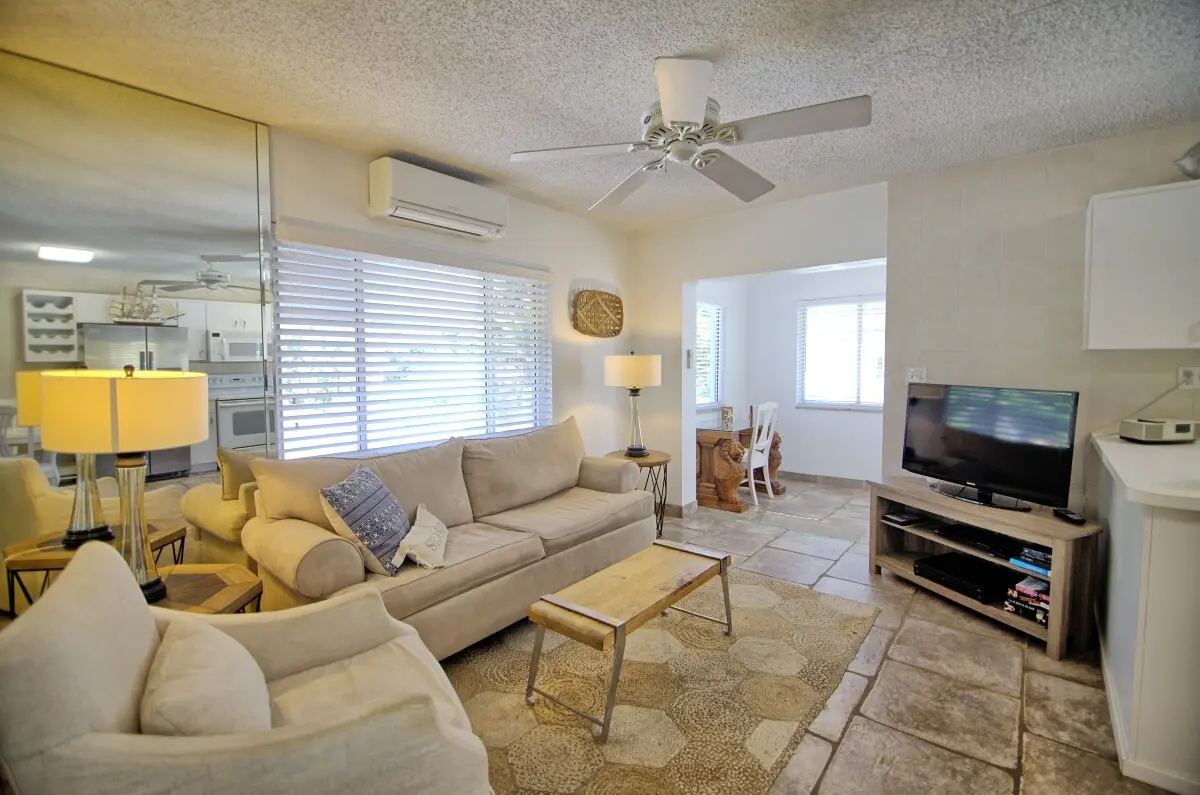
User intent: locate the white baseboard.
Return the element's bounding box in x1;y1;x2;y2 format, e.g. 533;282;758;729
1096;606;1199;795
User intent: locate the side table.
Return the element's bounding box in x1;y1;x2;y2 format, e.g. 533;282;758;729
3;522;187;618
606;450;671;536
155;564;262;614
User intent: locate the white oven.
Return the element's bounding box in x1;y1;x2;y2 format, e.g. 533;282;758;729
215;395;276;451
208;330;271;363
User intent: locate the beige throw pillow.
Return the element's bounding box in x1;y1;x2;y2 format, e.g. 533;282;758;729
141;620;271;736
217;448;263;501
393;505;448;569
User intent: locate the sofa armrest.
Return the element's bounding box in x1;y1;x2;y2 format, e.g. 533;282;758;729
150;589;407;681
40;696;489;795
181;483;249;543
241;516;365;599
239;480;259;519
578;456;638;493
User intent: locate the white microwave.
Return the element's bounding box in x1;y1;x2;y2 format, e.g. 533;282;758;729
208;331;271;362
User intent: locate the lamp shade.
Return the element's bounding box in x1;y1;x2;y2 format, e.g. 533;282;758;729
15;370;42;427
40;370;209;454
604;354;662;389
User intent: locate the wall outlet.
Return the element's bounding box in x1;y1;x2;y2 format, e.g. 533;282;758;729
1180;366;1200;390
906;367;927;384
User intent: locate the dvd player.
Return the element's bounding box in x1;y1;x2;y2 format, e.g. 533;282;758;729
913;552;1023;603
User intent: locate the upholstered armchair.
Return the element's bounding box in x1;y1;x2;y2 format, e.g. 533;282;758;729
0;458;187;615
180;482;258;569
0;543;490;795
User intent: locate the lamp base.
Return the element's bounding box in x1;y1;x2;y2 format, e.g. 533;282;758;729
624;445;649;458
61;525;115;550
140;577;168;604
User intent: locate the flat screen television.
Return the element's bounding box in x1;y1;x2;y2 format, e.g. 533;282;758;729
901;383;1079;509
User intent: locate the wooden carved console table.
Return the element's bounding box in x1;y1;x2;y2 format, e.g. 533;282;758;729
696;422;784;513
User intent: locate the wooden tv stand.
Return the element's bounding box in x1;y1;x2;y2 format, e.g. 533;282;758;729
868;477;1101;660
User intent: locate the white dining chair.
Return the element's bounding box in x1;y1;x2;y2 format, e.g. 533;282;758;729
741;402;779;506
0;402;59;487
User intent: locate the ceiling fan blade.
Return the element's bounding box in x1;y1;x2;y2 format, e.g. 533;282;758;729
511;142;642;162
727;95;871;145
589;161;663;212
691;152;775;202
221;284;261;292
201;254;258;263
155;283;202;293
654;57;713;128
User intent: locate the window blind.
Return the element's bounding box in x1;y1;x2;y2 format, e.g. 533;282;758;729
695;302;723;407
274;245;552;459
796;298;885;408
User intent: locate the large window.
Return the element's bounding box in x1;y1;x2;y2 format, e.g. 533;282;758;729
274;245;552;459
695;302;723;408
796;297;885;409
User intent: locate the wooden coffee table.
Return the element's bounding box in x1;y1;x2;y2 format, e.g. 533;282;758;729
154;564;262;614
525;539;732;742
3;522;187;617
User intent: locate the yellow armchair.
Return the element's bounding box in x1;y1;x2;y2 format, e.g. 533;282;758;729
0;458;187;614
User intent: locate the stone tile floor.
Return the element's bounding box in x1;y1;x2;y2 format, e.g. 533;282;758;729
662;477;1164;795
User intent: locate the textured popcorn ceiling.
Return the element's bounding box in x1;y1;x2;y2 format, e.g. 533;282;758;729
2;0;1198;229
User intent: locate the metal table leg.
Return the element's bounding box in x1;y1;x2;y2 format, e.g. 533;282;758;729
524;625;546;706
598;626;627;743
720;557;734;635
645;463;668;537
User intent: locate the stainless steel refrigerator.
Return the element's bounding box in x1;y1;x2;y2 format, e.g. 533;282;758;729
79;323;192;480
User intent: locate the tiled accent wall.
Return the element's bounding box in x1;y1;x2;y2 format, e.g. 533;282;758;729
884;120;1200;508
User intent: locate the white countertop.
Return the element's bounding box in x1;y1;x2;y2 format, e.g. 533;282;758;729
1093;434;1200;511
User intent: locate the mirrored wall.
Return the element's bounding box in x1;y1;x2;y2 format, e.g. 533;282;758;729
0;51;273;484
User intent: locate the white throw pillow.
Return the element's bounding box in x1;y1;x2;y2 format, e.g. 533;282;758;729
393;504;449;569
141;620;271;736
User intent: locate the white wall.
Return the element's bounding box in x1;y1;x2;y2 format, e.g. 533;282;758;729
885;120;1200;510
626;183;889;506
746;264;887;482
694;277;750;427
269;129;632;454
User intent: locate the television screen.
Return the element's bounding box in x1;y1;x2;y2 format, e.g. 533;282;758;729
901;384;1079;507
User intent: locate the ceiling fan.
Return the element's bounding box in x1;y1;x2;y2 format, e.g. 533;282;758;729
138;255;261;294
511;57;871;212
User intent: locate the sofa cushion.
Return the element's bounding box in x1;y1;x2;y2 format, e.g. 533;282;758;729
321;467;411;576
252;457;360;531
266;631;476;738
251;439;473;532
140;620;271;737
368;438;473;528
352;523;543;620
217;448;263;501
462;418;585;517
480;487;653;556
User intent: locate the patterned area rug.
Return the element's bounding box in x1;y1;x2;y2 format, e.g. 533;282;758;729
442;569;878;795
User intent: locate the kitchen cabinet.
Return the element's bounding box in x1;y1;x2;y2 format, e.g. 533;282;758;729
191;400;219;471
172;299;210;362
1084;180;1200;350
71;292;113;325
205;301;262;333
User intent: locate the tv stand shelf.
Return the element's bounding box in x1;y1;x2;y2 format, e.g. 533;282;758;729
869;477;1101;660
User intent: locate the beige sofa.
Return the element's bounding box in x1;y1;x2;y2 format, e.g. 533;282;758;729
242;418;656;659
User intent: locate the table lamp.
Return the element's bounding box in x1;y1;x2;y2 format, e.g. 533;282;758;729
39;367;208;602
17;370;111;548
604;352;661;458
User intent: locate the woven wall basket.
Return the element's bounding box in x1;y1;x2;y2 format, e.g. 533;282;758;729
572;289;623;338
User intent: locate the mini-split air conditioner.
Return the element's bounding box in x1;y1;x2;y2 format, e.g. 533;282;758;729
368;157;508;239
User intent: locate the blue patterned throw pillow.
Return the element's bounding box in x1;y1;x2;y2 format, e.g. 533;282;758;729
319;467;411;576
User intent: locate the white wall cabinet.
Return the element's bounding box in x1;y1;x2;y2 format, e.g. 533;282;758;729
1084;180;1200;350
171;299;210;362
71;292;112;325
205;301;262;333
